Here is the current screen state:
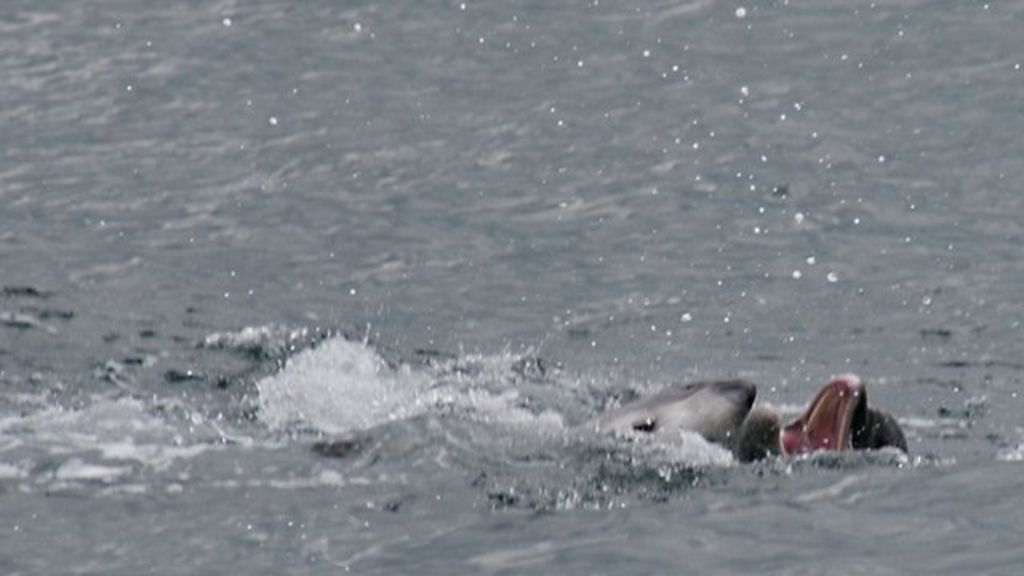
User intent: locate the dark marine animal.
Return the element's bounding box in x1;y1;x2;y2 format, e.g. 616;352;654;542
588;373;906;462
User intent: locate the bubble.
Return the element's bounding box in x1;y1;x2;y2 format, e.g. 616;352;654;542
735;7;747;18
792;270;803;279
826;272;838;283
222;17;232;27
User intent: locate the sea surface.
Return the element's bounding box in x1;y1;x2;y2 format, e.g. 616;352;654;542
2;1;1024;574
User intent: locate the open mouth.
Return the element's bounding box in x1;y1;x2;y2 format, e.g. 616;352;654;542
780;374;866;456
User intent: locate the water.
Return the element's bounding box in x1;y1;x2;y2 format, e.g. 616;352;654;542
3;0;1024;573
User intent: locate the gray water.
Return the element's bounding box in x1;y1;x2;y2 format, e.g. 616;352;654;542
2;0;1024;573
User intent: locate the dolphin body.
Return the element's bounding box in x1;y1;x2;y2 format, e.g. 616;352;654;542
587;379;757;448
588;374;907;462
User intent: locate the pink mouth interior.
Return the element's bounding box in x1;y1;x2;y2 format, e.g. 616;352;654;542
781;375;863;456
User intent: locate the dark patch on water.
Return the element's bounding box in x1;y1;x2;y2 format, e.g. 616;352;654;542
311;437;367;459
164;368;204;383
510;356;546;382
920;328;953;341
566;326;592;339
1;286;50;299
381;495;413;513
937;395;988;421
486;490;522;509
412;348;459;365
916;377;964;391
937;359;1024;371
95;360;131;388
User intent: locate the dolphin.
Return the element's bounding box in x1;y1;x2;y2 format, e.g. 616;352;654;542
586;379;757;449
590;373;906;462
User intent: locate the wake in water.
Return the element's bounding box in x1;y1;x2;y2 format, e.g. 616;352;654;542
255;336;734;458
0;327;919;508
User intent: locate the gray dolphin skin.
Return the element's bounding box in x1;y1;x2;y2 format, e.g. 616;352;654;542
590;374;907;462
587;379;757;448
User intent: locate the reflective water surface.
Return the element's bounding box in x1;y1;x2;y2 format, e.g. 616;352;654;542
2;1;1024;574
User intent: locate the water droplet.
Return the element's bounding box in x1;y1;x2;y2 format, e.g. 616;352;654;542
792;270;803;279
268;116;278;126
826;272;838;283
222;17;233;27
681;312;693;323
735;7;747;18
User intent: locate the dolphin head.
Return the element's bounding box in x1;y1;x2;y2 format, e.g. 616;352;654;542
593;379;757;446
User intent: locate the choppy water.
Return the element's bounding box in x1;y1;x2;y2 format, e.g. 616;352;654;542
3;1;1024;573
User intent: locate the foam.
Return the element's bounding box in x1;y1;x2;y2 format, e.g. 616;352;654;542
256;337;568;436
997;445;1024;462
256;337;434;435
0;396;220;484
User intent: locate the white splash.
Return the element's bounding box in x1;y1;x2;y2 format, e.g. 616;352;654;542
256;338;435;435
256;338;568;437
0;396;220;484
655;430;736;467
